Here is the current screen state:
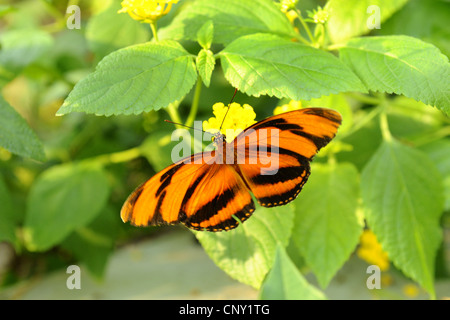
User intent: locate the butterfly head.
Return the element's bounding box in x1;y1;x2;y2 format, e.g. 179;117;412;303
212;130;225;146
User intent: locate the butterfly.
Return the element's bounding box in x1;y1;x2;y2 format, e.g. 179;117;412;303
121;107;342;232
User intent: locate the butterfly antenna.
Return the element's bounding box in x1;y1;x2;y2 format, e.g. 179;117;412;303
164;120;206;133
219;88;238;131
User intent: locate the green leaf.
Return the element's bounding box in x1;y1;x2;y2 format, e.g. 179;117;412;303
0;94;45;161
219;33;366;101
325;0;408;43
339;36;450;115
57;40;197;116
196;49;215;87
361;139;444;297
291;162;362;288
379;0;450;58
61;206;120;279
386;96;446;140
86;1;149;60
0;28;53;73
159;0;296;45
24;163;110;251
0;174;15;244
196;204;294;289
259;245;327;300
419;139;450;212
197;20;214;49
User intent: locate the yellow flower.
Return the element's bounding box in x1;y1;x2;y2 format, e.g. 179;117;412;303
381;273;393;287
285;10;298;24
273;100;302;115
279;0;298;13
357;229;390;271
402;284;420;298
118;0;180;23
203;102;256;142
308;6;329;24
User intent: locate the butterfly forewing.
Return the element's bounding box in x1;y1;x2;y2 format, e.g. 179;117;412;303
234;108;342;207
121;152;214;226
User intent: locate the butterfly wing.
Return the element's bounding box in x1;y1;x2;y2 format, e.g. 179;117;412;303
233;108;342;207
181;162;255;231
121;151;255;231
121;152;208;227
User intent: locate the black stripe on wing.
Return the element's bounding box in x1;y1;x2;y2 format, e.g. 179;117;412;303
303;108;342;124
183;185;255;232
257;167;311;208
250;117;302;131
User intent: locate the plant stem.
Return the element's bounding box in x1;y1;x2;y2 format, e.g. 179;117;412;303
294;8;315;44
314;23;325;48
411;126;450;147
379;108;393;143
294;34;312;46
327;152;337;167
167;101;201;152
185;77;203;128
150;21;159;42
85;147;142;166
337;105;383;140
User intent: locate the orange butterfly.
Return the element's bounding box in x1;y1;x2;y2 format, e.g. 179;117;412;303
121;108;342;232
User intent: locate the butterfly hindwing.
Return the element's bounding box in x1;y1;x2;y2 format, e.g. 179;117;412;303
181;163;255;231
234;108;342;207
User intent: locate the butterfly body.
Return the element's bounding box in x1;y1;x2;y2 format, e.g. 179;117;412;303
121;108;342;232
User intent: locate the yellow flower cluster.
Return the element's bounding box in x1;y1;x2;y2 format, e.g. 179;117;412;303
309;6;329;24
273;100;302;115
203;102;256;142
357;229;390;271
118;0;180;23
279;0;298;13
